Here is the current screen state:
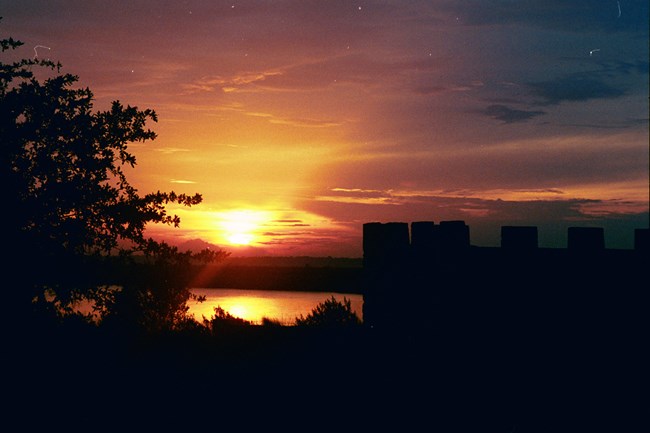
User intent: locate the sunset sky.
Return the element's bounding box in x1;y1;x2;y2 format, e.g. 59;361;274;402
2;0;648;256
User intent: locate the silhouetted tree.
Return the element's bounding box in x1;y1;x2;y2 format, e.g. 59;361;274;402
1;22;226;332
203;306;253;334
295;296;361;327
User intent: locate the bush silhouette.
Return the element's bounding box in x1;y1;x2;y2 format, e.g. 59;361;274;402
203;306;253;333
295;296;361;327
261;317;284;327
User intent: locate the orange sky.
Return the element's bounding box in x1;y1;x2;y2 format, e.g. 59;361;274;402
2;1;648;255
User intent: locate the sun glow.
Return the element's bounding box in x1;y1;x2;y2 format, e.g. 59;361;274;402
228;304;249;318
217;209;270;246
146;204;348;255
227;232;254;245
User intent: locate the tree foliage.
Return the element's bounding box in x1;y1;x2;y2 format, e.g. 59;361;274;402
203;306;253;334
1;20;227;332
295;296;361;327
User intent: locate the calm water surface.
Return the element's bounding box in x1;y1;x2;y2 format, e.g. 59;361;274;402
189;288;363;325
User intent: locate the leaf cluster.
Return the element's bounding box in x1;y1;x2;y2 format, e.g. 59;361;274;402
1;24;215;260
295;296;361;328
203;306;253;333
2;22;227;333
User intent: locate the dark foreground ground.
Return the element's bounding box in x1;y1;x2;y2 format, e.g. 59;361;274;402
7;250;648;432
10;308;646;432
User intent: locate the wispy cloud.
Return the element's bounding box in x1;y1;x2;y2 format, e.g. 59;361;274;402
317;186;572;206
414;81;483;96
314;195;398;206
269;219;311;227
482;104;546;123
245;111;342;128
154;147;191;154
182;71;283;93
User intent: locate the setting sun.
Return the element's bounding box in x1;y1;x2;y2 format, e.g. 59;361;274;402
217;209;270;246
228;304;249;319
227;232;254;245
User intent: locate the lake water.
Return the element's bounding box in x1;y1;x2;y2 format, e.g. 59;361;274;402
188;288;363;326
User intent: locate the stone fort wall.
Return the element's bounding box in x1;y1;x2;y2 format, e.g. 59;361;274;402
362;221;648;331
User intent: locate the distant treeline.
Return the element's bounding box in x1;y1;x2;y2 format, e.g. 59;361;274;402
218;256;363;268
188;263;364;293
34;255;364;294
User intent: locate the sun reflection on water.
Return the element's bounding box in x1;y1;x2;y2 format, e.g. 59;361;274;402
189;288;363;326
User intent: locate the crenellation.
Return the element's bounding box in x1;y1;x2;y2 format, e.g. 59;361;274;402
362;220;648;330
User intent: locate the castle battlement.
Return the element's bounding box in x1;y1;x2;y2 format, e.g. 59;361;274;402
362;221;648;331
